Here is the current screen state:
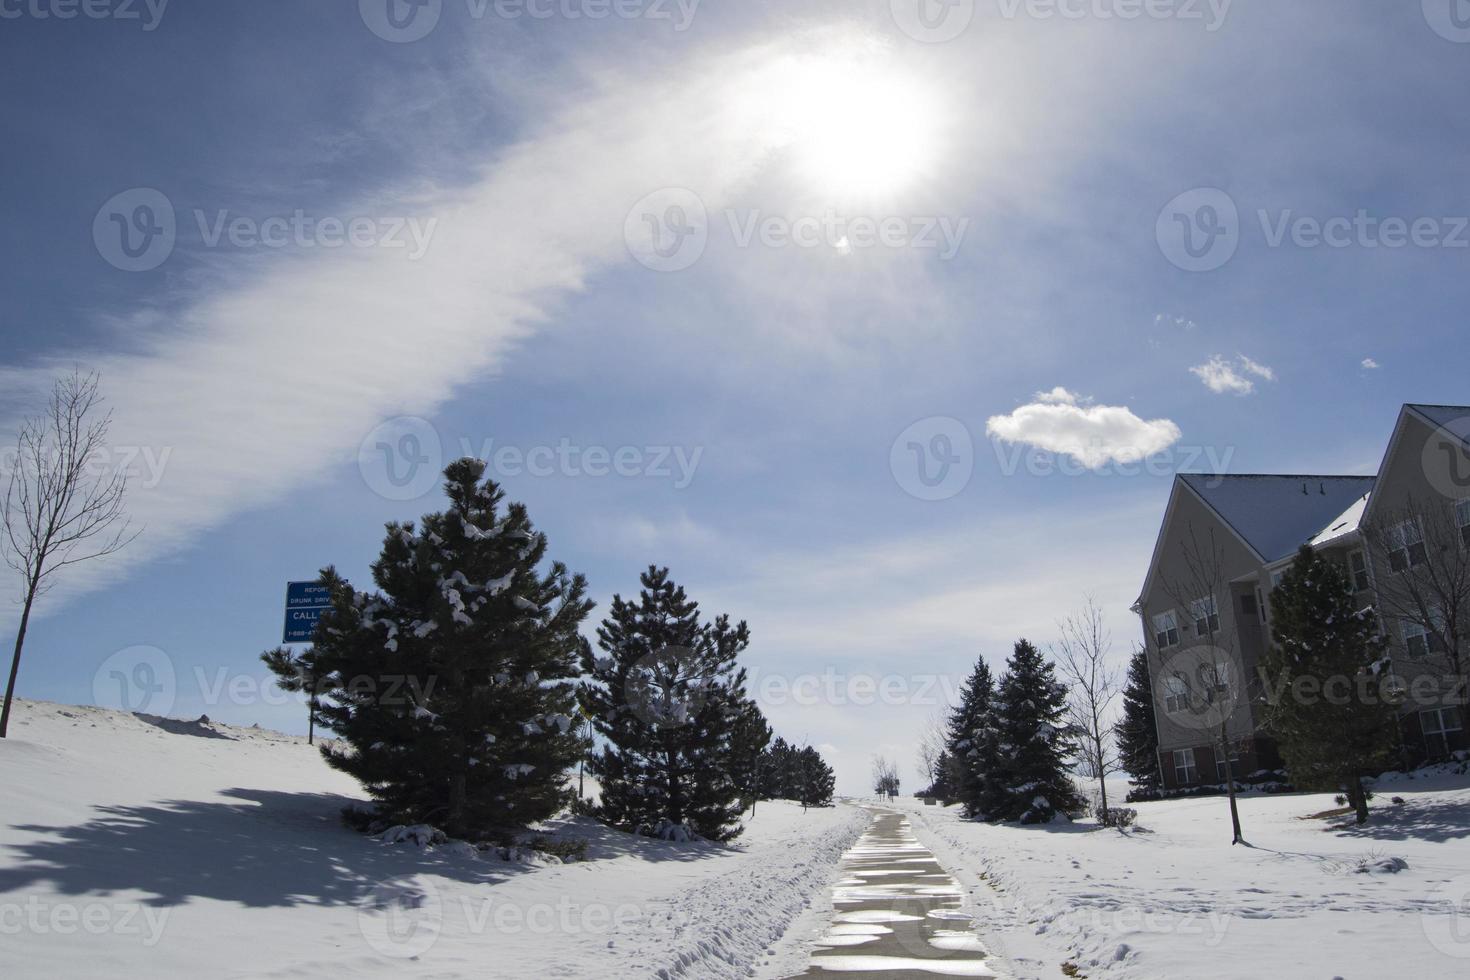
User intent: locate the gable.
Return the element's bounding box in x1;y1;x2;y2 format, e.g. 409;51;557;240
1180;474;1377;565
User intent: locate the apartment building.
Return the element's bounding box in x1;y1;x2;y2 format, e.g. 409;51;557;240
1133;404;1470;792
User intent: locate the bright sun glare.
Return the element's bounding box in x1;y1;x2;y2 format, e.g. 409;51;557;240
767;43;942;200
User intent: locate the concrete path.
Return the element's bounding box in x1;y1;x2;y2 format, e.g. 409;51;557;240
785;808;1002;978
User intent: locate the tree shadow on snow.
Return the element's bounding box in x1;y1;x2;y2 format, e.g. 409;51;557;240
1328;795;1470;843
0;788;545;909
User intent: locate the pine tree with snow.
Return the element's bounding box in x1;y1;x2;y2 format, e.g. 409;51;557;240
987;638;1084;824
1263;545;1397;825
304;458;592;839
1116;646;1162;799
579;566;753;842
945;655;996;818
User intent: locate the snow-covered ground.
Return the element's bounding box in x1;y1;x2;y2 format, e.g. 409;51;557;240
888;772;1470;979
0;699;867;979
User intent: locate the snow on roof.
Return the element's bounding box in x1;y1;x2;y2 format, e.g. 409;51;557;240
1308;492;1370;549
1408;404;1470;447
1180;474;1378;564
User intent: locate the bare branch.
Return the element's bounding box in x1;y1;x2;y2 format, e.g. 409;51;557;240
2;369;140;737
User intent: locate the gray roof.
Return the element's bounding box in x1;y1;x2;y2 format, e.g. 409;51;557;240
1180;474;1378;564
1408;405;1470;447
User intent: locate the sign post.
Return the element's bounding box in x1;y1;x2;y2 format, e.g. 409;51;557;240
283;581;332;645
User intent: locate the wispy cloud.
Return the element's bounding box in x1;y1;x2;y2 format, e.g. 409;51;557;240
1190;354;1275;395
1362;357;1381;370
1;28;928;621
985;390;1181;469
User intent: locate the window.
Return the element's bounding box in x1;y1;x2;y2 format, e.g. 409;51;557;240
1458;499;1470;548
1270;568;1287;590
1202;661;1232;701
1348;550;1371;592
1387;520;1428;572
1173;748;1199;786
1402;617;1448;659
1163;674;1190;714
1239;592;1259;619
1153;610;1181;650
1215;752;1241;784
1421;707;1464;758
1191;595;1220;637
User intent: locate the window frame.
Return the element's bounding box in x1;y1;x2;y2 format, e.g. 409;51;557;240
1163;674;1190;715
1421;707;1464;758
1190;594;1221;637
1215;752;1242;784
1458;499;1470;548
1152;609;1181;650
1402;611;1448;660
1173;748;1199;786
1347;549;1371;592
1387;519;1428;573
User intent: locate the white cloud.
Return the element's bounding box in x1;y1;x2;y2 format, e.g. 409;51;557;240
1154;313;1198;331
985;392;1181;469
1033;386;1083;405
1191;354;1275;395
1362;357;1380;370
1237;354;1276;382
2;28;925;622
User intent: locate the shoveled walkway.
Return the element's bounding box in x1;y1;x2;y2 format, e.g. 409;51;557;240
785;808;1003;978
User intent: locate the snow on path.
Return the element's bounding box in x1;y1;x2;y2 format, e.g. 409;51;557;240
783;807;1006;979
0;699;868;979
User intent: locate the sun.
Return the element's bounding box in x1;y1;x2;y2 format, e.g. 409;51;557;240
763;43;943;200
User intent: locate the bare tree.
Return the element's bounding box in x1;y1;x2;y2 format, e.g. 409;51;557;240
915;709;947;796
1362;495;1470;716
1;371;138;737
871;755;900;797
1161;523;1249;845
1054;596;1122;821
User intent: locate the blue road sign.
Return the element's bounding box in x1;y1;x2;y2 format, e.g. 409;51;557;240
283;581;332;644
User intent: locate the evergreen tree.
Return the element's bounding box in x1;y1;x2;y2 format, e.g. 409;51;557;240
796;746;836;808
987;639;1084;824
730;700;773;811
261;644;323;744
1116;646;1162;799
1263;545;1398;825
304;458;592;838
579;567;753;841
945;656;995;817
763;737;801;800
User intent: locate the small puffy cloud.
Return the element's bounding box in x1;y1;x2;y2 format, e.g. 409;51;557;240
986;392;1182;469
1033;386;1083;405
1191;354;1275;395
1362;357;1380;370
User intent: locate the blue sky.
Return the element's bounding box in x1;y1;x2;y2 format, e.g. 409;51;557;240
2;0;1468;794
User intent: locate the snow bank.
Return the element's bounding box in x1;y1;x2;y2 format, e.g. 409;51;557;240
885;775;1470;980
0;699;866;979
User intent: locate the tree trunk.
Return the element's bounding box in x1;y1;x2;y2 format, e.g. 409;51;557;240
449;771;466;835
1220;735;1244;844
0;588;37;739
307;695;316;746
1348;776;1370;825
1097;770;1109;824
